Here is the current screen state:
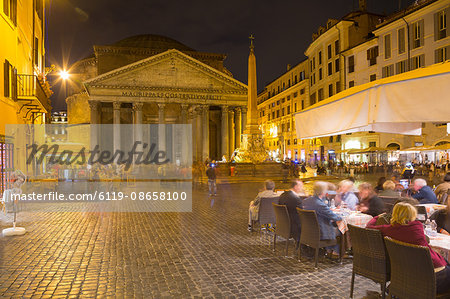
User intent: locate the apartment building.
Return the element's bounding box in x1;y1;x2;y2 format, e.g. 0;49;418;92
257;61;310;161
341;0;450;157
1;0;51;191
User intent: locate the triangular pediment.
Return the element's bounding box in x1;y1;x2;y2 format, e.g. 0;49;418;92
84;49;247;94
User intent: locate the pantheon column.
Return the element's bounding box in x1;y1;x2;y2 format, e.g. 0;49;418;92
158;103;166;152
235;107;242;148
88;101;99;152
113;101;121;156
193;105;203;161
133;102;143;163
202;105;209;160
180;104;189;124
221;106;229;159
228;109;235;156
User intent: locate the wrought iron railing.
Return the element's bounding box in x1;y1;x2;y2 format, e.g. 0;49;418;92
16;74;51;111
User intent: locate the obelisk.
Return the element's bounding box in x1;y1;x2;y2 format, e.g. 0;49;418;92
245;35;259;134
234;35;268;163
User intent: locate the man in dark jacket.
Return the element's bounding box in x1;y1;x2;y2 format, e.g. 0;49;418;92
279;179;306;243
412;178;438;204
206;162;217;196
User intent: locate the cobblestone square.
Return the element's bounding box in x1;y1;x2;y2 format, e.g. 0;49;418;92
0;181;382;298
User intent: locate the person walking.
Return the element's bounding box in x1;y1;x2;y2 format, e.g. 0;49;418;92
206;162;217;196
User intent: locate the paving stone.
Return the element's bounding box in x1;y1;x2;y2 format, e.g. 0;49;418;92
0;181;381;298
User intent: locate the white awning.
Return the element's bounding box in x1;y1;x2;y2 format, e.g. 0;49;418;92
294;62;450;139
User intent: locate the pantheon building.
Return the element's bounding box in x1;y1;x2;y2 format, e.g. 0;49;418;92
66;34;248;163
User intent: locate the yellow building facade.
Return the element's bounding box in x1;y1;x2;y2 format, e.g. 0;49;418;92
1;0;51;191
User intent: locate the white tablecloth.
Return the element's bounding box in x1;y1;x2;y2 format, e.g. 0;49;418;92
428;233;450;261
333;211;373;234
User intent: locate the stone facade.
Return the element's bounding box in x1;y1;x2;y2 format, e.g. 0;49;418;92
66;35;248;162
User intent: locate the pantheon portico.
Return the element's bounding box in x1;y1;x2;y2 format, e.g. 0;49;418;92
66;35;248;162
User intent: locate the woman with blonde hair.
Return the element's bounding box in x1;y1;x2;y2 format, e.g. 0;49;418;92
367;202;450;294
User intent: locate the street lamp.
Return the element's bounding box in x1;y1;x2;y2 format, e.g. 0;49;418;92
59;69;70;80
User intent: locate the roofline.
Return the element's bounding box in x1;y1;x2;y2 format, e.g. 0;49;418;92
374;0;438;30
263;58;308;88
341;36;378;54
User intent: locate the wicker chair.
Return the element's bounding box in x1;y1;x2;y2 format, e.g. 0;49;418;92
272;203;295;256
384;237;450;299
296;208;341;268
251;197;279;232
348;225;390;299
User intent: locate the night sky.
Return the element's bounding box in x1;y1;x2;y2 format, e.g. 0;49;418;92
47;0;414;111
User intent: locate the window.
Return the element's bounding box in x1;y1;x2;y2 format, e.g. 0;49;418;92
327;44;332;59
272;112;275;119
294;75;298;83
277;100;280;105
370;74;376;82
336;81;341;93
328;62;332;76
396;60;407;74
300;71;305;81
384;34;391;59
398;27;406;54
287;140;291;146
411;54;424;70
435;10;447;40
435;47;448;63
412;20;424;49
282;108;285;116
319;68;323;80
328;84;333;97
318;51;322;65
281;124;285;132
336;135;341;142
349;80;355;88
348;56;355;73
283;83;285;90
34;37;39;66
294;139;298;145
369;141;377;147
3;0;17;25
367;46;379;66
301;100;304;110
318;88;324;101
329;136;334;143
382;64;394;78
293;92;298;98
281;98;285;103
276;110;280;118
287;106;290;114
3;60;16;100
335;40;340;55
310;92;316;105
288;79;291;87
294;102;297;112
300;88;305;95
335;58;340;72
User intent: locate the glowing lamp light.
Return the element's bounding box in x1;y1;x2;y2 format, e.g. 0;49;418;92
59;70;70;80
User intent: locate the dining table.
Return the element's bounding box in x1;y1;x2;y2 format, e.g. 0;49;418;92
427;231;450;260
332;208;373;234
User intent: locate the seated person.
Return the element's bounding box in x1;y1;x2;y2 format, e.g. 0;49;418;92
430;199;450;235
411;178;438;204
434;172;450;203
357;182;385;217
378;180;401;198
335;179;359;210
279;179;306;243
248;180;278;231
391;174;405;192
401;162;415;180
367;202;450;295
375;177;386;193
302;181;342;256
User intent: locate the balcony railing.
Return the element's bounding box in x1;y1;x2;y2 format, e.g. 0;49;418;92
16;74;51;112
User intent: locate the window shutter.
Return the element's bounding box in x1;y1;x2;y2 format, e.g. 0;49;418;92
419;19;424;47
420;54;425;67
435;49;440;63
382;66;386;78
4;60;10;97
367;49;370;60
11;67;17;101
434;12;439;41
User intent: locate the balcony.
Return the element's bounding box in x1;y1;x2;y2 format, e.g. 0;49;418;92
16;74;52;118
